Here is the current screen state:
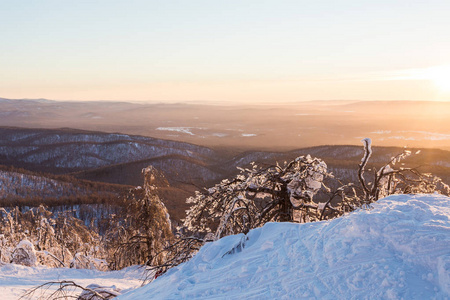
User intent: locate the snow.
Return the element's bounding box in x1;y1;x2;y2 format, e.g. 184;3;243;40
0;264;145;300
360;137;372;164
1;194;449;299
12;240;37;267
156;127;196;136
119;194;450;299
371;130;392;134
212;133;228;138
241;133;257;137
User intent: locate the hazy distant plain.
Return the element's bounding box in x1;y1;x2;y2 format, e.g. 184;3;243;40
1;99;449;151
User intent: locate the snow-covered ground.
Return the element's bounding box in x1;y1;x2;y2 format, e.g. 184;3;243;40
1;194;449;299
0;265;145;299
120;194;450;299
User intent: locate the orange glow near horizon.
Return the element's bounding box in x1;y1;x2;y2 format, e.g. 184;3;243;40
2;76;447;104
2;2;450;103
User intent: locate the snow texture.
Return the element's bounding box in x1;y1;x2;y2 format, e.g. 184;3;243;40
119;194;450;299
0;265;144;300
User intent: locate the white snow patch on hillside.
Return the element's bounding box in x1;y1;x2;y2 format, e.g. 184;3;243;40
119;194;450;299
371;130;392;134
212;133;228;138
156;127;196;136
241;133;257;137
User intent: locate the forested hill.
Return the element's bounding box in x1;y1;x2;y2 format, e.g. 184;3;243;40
1;127;449;188
1;126;449;222
0;165;128;207
0;126;223;188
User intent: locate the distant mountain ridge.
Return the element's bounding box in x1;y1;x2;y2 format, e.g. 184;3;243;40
1;97;449;151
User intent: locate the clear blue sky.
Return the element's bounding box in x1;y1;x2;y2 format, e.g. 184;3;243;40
1;0;450;102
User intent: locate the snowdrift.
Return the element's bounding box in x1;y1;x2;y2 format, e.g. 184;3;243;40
119;194;450;299
0;265;144;300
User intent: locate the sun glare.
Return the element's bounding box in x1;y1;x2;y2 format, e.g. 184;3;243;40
423;65;450;93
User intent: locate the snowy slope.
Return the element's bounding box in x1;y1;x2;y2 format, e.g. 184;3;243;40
119;194;450;299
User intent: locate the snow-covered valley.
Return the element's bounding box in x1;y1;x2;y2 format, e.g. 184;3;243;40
2;194;449;299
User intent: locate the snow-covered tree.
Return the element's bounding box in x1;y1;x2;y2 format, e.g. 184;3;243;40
356;138;450;203
0;205;104;268
184;155;329;240
106;166;173;270
184;139;450;241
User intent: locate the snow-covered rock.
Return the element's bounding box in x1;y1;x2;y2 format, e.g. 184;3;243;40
119;194;450;299
78;283;122;299
11;240;37;267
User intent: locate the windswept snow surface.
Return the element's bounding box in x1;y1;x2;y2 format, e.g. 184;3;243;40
119;194;450;299
0;265;144;300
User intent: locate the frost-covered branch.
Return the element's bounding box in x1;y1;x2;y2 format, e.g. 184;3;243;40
184;155;329;239
20;280;117;300
358;138;372;200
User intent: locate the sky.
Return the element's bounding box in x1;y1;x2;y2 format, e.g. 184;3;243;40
1;0;450;103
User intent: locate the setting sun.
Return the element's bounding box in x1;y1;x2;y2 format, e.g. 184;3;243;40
424;65;450;93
